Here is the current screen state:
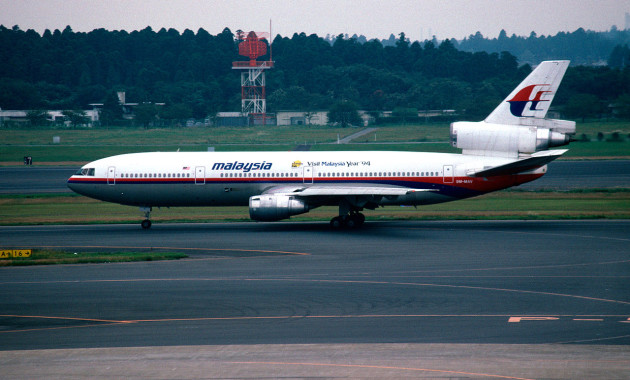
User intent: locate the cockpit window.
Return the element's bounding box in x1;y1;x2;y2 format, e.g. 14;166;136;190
75;168;95;176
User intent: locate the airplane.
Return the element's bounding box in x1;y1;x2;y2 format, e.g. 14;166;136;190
68;60;576;229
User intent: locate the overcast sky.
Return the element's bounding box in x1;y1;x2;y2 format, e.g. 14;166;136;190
1;0;628;41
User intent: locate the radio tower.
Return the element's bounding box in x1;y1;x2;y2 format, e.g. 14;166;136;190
232;29;274;125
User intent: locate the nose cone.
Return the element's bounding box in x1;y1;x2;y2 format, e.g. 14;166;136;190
67;174;82;194
67;176;77;192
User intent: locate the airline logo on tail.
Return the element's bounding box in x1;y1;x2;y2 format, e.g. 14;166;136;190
507;84;552;117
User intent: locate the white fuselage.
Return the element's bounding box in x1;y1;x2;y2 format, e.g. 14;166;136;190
67;150;544;208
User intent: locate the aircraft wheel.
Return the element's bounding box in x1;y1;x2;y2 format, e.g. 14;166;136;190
356;213;366;225
141;219;152;229
344;215;358;228
330;216;343;229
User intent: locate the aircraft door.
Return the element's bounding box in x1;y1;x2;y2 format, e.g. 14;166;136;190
107;166;116;185
303;166;313;184
195;166;205;185
443;165;454;183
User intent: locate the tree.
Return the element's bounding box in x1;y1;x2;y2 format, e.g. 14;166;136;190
392;107;418;124
26;109;49;126
614;93;630;119
62;110;90;128
563;94;601;121
608;44;630;68
100;91;123;127
160;103;193;123
1;25;629;119
327;100;361;127
134;103;158;129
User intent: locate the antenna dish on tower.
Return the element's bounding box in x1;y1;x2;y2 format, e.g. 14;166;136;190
232;29;275;125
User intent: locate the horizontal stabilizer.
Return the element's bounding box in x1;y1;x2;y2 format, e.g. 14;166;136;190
469;150;567;177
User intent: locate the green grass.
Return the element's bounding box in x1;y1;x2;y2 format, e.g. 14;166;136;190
570;120;630;137
0;249;187;266
310;142;459;153
1;121;629;164
0;144;296;163
562;141;630;158
0;125;359;145
1;191;628;226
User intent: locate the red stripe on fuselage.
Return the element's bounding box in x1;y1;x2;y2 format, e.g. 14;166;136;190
68;172;543;195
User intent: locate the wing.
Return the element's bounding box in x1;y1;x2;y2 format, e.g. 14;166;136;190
261;184;434;209
263;184;433;197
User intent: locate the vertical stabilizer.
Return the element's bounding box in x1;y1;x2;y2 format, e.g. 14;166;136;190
450;60;575;158
485;60;570;125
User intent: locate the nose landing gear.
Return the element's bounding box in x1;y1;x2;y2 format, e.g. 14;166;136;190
140;206;152;229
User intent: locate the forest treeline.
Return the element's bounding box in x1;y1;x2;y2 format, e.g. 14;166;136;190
328;27;630;66
1;24;630;123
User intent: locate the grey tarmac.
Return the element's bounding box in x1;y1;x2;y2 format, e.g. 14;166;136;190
1;220;629;378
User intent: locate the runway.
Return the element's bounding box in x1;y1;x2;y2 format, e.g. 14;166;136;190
2;221;629;350
2;160;630;193
2;212;630;377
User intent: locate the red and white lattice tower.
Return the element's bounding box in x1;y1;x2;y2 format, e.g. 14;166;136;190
232;31;274;125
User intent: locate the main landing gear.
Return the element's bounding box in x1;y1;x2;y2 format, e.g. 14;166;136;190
140;206;152;229
330;212;365;229
330;199;366;229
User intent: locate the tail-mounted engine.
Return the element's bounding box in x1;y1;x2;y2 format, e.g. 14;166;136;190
451;60;576;158
249;194;310;221
450;119;575;158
